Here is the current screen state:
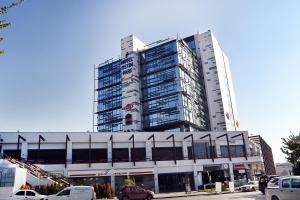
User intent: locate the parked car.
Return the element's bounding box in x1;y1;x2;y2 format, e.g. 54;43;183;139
259;175;279;194
240;181;259;192
265;176;300;200
118;185;154;200
11;190;46;200
41;186;95;200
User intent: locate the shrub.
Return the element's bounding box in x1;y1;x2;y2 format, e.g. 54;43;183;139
35;183;66;195
124;178;135;186
20;184;31;190
93;183;113;199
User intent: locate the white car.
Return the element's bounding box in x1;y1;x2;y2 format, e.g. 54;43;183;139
41;186;95;200
265;176;300;200
240;181;259;192
11;190;46;200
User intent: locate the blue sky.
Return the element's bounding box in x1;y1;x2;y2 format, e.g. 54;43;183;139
1;0;300;163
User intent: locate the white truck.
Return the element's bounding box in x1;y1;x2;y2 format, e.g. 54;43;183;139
265;176;300;200
41;186;96;200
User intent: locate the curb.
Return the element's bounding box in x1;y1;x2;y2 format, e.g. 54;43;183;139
154;191;242;199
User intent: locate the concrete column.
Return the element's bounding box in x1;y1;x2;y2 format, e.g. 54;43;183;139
111;174;115;195
21;142;28;160
66;141;72;164
107;141;112;163
146;140;152;161
229;163;234;182
193;169;199;190
215;141;221;157
198;172;203;186
128;147;131;162
182;140;188;160
154;169;159;193
249;164;255;181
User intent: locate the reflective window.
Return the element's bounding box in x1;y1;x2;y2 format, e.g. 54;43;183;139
57;189;70;196
292;178;300;188
282;179;291;188
141;41;177;63
131;148;146;162
26;191;36;196
152;147;183;161
220;145;244;158
27;149;66;164
15;191;25;196
188;142;215;159
0;168;15;187
112;148;129;162
72;149;107;163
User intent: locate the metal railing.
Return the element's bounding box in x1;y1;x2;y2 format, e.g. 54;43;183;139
1;153;71;186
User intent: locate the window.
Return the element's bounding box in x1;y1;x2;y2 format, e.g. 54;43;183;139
220;145;244;158
188;143;215;159
112;148;129;162
3;150;21;159
57;189;70;196
27;149;66;164
72;149;107;163
292;178;300;188
0;168;15;187
131;148;146;162
15;191;25;196
282;179;291;188
152;147;183;161
125;114;133;125
26;191;36;196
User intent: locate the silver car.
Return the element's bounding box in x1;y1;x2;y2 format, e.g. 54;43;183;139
265;176;300;200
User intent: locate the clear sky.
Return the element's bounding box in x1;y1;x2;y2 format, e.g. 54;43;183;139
1;0;300;163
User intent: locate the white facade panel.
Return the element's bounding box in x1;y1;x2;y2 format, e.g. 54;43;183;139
195;31;240;131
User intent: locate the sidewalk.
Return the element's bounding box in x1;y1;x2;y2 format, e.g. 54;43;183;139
154;191;234;199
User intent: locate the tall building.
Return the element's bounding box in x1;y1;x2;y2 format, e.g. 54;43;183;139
96;31;239;132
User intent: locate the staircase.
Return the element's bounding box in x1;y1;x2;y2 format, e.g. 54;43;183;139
1;154;71;186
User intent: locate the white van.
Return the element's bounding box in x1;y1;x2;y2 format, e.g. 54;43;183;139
42;186;95;200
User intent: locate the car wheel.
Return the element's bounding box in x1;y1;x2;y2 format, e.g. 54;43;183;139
252;187;255;191
146;195;153;200
271;196;279;200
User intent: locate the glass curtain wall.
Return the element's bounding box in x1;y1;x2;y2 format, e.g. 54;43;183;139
140;40;183;131
177;40;210;131
97;60;123;132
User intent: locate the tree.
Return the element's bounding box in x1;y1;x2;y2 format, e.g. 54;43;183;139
0;0;25;55
281;134;300;175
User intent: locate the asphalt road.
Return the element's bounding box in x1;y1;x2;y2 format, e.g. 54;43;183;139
163;191;265;200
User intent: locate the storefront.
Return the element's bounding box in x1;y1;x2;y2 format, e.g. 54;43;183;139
158;172;194;193
69;176;111;186
115;173;154;193
202;165;228;185
233;163;250;186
